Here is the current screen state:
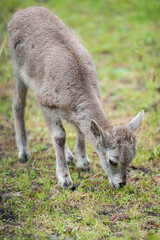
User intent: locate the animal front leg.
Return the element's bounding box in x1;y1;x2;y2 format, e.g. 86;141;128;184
42;108;73;189
54;135;73;189
75;129;90;171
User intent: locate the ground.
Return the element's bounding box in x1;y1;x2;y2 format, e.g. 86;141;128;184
0;0;160;239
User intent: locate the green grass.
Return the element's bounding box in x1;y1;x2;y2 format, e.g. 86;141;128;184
0;0;160;239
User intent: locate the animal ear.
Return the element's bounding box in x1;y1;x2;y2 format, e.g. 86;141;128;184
90;120;105;144
126;110;144;132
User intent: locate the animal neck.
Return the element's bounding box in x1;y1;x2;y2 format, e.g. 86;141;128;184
74;96;112;149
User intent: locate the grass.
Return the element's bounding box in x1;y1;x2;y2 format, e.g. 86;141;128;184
0;0;160;239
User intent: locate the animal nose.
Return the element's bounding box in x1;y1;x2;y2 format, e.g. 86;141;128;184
119;182;126;188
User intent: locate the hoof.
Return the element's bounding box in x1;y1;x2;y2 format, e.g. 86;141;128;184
77;160;90;171
62;180;73;190
57;171;73;190
66;155;74;164
63;183;79;191
19;152;30;163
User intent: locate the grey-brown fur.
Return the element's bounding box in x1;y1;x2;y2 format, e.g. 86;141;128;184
8;6;144;189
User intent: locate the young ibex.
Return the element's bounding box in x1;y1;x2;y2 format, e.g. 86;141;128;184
8;6;144;190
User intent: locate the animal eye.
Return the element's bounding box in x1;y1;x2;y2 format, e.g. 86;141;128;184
109;159;118;166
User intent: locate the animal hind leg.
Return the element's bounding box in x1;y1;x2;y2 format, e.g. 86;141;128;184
13;72;30;163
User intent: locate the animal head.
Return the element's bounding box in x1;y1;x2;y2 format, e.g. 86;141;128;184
90;110;144;189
